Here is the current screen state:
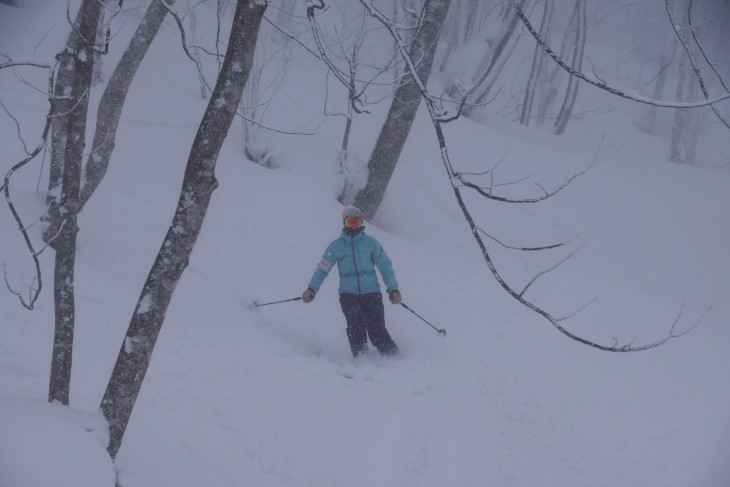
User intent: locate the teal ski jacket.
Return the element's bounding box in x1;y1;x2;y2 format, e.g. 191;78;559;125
308;230;398;296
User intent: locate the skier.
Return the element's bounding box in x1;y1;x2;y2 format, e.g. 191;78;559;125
302;206;402;357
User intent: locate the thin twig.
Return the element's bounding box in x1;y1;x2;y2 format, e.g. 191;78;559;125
0;98;31;155
519;245;584;298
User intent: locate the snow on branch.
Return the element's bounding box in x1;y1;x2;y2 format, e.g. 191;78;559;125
512;0;730;109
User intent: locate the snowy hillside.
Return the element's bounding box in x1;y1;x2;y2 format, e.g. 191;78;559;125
1;1;730;486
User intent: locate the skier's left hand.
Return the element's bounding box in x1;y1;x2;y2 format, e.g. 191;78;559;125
389;290;402;304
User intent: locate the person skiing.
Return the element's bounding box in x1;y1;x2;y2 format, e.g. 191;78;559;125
302;206;402;357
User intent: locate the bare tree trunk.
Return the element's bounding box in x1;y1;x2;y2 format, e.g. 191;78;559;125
43;8;90;244
101;0;266;459
553;0;586;135
354;0;451;221
520;0;553;126
462;0;524;116
47;0;103;406
79;0;174;210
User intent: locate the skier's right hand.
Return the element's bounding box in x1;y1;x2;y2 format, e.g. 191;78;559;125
302;288;315;303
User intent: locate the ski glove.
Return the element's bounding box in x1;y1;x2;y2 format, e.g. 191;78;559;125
302;288;315;303
389;290;402;305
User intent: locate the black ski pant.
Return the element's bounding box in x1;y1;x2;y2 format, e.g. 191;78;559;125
339;292;398;357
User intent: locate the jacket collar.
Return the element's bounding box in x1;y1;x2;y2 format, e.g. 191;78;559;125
340;227;365;240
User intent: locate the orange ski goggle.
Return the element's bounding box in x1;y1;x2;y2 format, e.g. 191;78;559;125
344;216;363;229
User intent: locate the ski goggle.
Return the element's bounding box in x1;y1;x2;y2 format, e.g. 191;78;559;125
344;216;363;229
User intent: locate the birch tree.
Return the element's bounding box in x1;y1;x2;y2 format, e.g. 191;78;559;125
101;0;267;459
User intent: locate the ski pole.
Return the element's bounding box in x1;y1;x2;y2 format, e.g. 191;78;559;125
400;302;446;336
253;296;302;307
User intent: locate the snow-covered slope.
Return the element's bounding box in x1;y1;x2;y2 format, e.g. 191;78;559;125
1;2;729;486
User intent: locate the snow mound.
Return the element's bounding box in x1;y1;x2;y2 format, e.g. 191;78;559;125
0;397;115;487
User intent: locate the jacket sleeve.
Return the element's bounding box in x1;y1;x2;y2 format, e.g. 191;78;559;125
373;240;399;294
307;242;337;293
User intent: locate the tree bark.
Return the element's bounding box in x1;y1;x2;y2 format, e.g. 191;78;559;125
79;0;174;210
353;0;451;221
47;0;103;405
101;0;266;459
43;4;96;243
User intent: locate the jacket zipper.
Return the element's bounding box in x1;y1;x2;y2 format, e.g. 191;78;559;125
350;238;362;294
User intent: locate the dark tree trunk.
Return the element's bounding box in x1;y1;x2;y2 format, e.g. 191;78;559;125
79;0;174;210
353;0;451;221
100;0;267;459
47;0;103;405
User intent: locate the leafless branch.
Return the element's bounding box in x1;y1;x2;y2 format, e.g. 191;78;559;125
519;245;584;298
3;261;40;310
436;91;467;123
0;98;31;155
0;59;53;71
478;227;579;252
687;0;728;92
33;217;67;257
66;0;125;54
512;0;730;109
356;0;702;352
13;71;53;97
2;113;52;310
670;0;730;129
455;160;593;204
159;0;213;93
555;296;598;321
